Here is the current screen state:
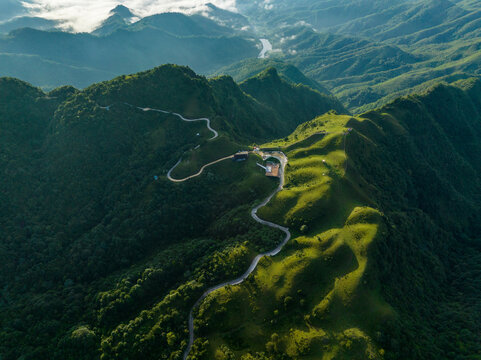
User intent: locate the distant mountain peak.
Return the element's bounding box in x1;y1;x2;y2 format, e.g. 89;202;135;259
205;3;219;10
109;5;135;19
93;4;137;35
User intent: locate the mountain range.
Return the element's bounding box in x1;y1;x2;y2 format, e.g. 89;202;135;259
1;61;481;360
3;0;481;113
0;7;258;90
1;1;481;360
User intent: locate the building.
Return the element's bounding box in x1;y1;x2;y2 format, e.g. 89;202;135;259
265;162;280;177
234;151;249;161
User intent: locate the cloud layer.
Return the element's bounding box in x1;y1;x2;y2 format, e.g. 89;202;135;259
21;0;238;32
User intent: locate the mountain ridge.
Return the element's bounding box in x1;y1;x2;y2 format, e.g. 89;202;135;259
1;65;480;360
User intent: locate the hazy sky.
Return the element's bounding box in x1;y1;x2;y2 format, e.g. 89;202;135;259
20;0;238;32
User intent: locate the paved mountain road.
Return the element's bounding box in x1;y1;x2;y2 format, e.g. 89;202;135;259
174;150;290;360
167;155;234;182
129;103;291;360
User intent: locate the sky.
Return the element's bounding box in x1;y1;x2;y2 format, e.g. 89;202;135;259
19;0;238;32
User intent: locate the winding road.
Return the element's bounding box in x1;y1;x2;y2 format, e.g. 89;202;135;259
124;103;219;140
126;103;291;359
175;150;290;360
167;155;234;182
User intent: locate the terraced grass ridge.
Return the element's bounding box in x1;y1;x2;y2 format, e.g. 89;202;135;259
188;79;481;359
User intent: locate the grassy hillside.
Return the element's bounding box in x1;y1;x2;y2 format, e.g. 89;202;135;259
188;79;481;359
0;64;342;360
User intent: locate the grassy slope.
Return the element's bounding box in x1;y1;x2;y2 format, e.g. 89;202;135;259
189;80;481;360
1;64;340;360
190;113;390;360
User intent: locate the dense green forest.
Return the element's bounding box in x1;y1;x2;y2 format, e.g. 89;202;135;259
0;64;344;359
1;62;480;359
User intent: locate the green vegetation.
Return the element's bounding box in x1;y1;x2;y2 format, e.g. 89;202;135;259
212;59;332;95
0;64;336;360
1;61;481;360
189;79;481;359
239;68;347;126
222;0;481;113
190;113;390;360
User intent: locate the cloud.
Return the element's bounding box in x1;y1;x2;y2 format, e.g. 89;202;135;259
263;0;274;10
20;0;238;32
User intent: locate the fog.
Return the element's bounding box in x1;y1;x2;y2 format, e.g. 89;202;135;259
20;0;238;32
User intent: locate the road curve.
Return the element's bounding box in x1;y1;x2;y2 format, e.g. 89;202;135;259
171;112;219;140
167;155;234;182
182;151;290;360
135;105;219;140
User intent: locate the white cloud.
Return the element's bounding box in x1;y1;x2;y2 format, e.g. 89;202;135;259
280;34;297;44
20;0;238;32
263;0;274;10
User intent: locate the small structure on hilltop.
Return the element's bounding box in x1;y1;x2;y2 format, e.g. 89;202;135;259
265;162;280;177
257;161;280;178
234;151;249;161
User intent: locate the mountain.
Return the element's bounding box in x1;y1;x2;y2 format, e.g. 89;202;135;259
128;12;236;37
1;63;480;360
274;26;423;110
200;3;252;31
0;19;258;89
0;16;58;34
0;64;345;359
239;68;346;125
4;0;481;113
188;78;481;360
92;5;137;36
213;58;332;95
232;0;481;113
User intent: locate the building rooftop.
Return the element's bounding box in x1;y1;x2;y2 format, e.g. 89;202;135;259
265;162;280;177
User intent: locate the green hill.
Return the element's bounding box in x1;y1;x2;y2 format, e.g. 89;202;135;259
239;67;347;128
0;64;344;360
213;58;332;95
188;79;481;359
1;65;480;360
